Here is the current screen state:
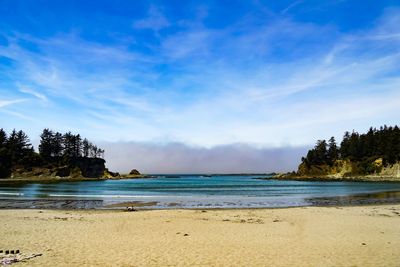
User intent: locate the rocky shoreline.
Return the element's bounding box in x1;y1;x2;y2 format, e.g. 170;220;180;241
0;175;153;185
0;166;151;184
269;158;400;183
264;174;400;183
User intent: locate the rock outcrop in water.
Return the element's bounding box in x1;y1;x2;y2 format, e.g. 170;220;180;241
120;169;152;179
129;169;141;175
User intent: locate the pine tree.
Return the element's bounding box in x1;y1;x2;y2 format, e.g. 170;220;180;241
0;128;7;147
6;129;34;166
364;127;375;157
98;148;105;158
315;140;328;164
53;132;64;157
72;134;82;157
0;128;11;178
90;144;98;158
348;132;360;160
39;128;54;158
394;126;400;162
327;136;338;165
82;138;90;157
63;132;75;157
340;131;351;158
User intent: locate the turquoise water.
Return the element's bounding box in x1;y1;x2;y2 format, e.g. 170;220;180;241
1;175;400;208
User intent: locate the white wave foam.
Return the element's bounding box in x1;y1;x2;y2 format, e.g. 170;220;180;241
48;194;176;198
0;192;24;196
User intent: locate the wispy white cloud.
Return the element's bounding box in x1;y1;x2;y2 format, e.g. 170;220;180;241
161;29;212;60
0;109;36;122
18;86;48;102
133;5;170;31
281;0;304;15
0;99;26;108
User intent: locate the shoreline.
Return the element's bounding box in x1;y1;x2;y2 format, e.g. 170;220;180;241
1;205;400;266
3;171;400;185
0;178;107;185
3;173;400;185
263;176;400;183
2;190;400;210
1;201;400;212
0;175;151;185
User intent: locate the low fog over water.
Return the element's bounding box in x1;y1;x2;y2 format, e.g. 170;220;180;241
101;142;310;174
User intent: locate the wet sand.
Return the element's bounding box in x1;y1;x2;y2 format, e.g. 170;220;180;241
0;199;104;209
2;190;400;209
1;205;400;266
306;191;400;206
106;201;159;208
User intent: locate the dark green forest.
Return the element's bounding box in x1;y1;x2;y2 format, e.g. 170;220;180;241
302;125;400;173
0;128;104;178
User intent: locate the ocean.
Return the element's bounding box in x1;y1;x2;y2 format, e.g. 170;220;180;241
1;175;400;209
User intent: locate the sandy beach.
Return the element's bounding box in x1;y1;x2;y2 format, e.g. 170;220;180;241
0;205;399;266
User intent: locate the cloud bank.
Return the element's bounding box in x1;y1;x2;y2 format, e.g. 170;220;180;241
101;142;309;174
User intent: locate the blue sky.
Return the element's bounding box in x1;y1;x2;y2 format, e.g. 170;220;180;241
1;1;400;172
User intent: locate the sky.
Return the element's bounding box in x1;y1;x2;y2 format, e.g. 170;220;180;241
1;0;400;173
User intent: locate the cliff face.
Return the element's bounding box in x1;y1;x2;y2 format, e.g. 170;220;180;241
374;162;400;178
69;157;106;178
10;157;109;180
297;159;356;177
294;158;400;182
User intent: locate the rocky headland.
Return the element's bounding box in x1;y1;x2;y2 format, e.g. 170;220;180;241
0;128;146;183
2;159;152;183
274;158;400;182
4;157;116;182
272;125;400;182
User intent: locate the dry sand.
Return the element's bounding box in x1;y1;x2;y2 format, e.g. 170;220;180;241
1;205;400;266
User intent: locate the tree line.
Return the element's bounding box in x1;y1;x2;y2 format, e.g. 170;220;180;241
0;128;104;178
302;125;400;168
0;129;35;177
38;128;104;159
